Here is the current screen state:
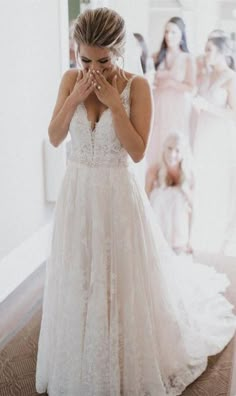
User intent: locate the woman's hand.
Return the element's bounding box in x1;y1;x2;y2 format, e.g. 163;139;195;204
70;70;95;106
92;70;122;110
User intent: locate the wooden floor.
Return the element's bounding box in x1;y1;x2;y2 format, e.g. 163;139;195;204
0;255;236;396
0;263;45;350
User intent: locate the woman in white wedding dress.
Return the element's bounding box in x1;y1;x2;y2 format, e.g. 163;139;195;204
36;8;236;396
146;134;193;254
190;36;236;254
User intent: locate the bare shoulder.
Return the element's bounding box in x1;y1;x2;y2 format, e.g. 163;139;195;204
60;68;80;93
61;68;78;82
130;75;151;98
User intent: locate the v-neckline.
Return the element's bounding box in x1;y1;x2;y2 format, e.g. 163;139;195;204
81;76;134;132
81;103;110;132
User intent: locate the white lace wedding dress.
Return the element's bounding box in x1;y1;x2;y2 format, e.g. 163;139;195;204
36;76;236;396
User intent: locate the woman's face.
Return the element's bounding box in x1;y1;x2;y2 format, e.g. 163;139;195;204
205;40;222;66
78;44;116;78
163;139;182;168
164;22;182;49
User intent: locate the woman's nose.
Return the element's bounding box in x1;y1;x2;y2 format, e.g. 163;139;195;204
89;63;102;72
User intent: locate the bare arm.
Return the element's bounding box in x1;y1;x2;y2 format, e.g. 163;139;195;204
93;73;153;163
145;164;159;196
111;77;152;162
48;70;94;147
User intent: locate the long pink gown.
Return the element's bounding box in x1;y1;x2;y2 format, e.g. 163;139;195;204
147;52;194;165
190;71;236;254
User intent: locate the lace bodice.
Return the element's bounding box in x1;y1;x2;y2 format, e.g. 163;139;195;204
68;76;136;167
199;71;232;108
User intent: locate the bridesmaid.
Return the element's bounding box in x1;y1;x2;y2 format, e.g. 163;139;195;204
146;133;194;255
190;36;236;254
147;17;196;165
196;30;231;85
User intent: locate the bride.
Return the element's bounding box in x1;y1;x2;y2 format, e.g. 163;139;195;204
36;7;236;396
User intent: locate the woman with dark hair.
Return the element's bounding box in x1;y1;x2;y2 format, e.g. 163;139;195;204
147;16;196;166
191;35;236;254
154;17;189;69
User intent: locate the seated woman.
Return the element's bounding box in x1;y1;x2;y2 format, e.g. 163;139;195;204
146;133;194;254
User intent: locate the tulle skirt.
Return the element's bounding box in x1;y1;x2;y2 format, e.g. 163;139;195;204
36;161;236;396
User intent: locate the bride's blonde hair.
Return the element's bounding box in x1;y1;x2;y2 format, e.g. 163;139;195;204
158;133;194;189
72;8;126;59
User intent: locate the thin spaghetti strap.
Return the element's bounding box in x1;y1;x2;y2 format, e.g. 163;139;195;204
121;75;138;99
127;75;137;90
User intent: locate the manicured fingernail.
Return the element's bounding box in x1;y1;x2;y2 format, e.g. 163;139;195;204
96;70;100;74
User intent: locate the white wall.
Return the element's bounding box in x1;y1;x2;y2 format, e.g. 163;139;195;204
0;0;69;299
91;0;149;45
147;0;221;56
193;0;221;54
112;0;149;39
148;7;181;54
